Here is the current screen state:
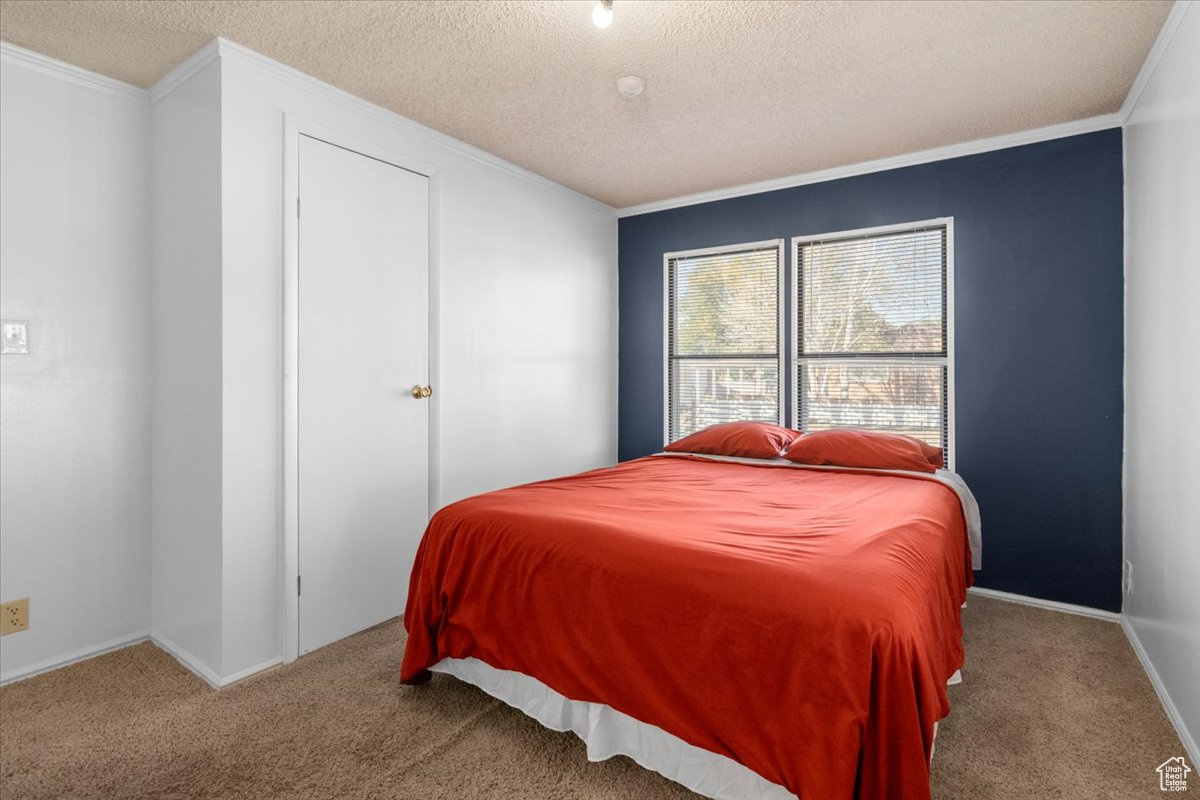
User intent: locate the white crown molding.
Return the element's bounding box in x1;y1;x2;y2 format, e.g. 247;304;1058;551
6;4;1186;222
209;37;614;215
2;37;611;215
1121;617;1200;766
617;1;1186;219
0;40;147;103
617;113;1123;218
967;586;1122;622
146;38;220;105
1118;0;1194;122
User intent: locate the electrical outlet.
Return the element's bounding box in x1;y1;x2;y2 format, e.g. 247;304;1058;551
1;598;29;635
1124;560;1134;596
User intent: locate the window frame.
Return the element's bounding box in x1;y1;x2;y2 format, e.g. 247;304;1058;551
662;239;787;446
790;218;955;470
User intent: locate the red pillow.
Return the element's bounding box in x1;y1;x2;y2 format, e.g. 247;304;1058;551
782;428;941;473
664;422;800;460
916;439;945;469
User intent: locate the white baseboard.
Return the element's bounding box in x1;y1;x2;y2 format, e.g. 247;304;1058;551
3;588;1188;770
0;630;150;686
970;586;1196;763
1121;618;1200;767
221;655;283;686
148;632;223;688
149;632;281;688
0;629;282;690
967;586;1121;622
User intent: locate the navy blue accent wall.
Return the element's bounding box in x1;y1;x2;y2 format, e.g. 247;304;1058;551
618;129;1124;612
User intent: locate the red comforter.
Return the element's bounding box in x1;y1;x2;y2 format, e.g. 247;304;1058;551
401;455;973;799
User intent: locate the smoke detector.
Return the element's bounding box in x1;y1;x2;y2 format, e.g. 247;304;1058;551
616;75;645;99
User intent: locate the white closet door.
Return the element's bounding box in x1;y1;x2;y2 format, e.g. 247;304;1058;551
297;135;429;655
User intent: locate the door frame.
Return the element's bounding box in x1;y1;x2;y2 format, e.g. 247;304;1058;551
282;114;441;663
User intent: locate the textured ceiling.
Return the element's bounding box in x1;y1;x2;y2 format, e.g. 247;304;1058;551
0;0;1171;208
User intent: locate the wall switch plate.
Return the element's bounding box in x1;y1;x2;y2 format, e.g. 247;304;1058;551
1;320;30;354
1;598;29;635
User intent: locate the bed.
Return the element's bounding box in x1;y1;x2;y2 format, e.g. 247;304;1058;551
401;451;981;800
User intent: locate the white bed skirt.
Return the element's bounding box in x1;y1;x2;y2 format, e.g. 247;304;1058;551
431;657;958;800
431;656;797;800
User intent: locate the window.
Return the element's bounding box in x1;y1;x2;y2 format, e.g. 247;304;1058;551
792;219;953;466
664;241;784;443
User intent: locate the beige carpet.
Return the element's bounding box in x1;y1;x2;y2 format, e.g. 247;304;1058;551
0;596;1186;800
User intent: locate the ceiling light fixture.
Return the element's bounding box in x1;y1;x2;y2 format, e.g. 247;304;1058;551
616;75;645;98
592;0;614;29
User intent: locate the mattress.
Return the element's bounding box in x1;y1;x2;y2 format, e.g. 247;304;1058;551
403;453;980;799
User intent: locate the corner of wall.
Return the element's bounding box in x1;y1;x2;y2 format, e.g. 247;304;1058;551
1119;0;1200;765
147;53;225;682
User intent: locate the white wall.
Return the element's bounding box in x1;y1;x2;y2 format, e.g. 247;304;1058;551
0;35;619;681
148;59;225;679
1124;0;1200;760
1;38;615;685
216;48;617;678
0;56;151;681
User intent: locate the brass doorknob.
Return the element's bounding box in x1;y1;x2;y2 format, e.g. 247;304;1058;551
411;385;433;399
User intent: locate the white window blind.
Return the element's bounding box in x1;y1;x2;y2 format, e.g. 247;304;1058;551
792;221;952;465
665;241;783;442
